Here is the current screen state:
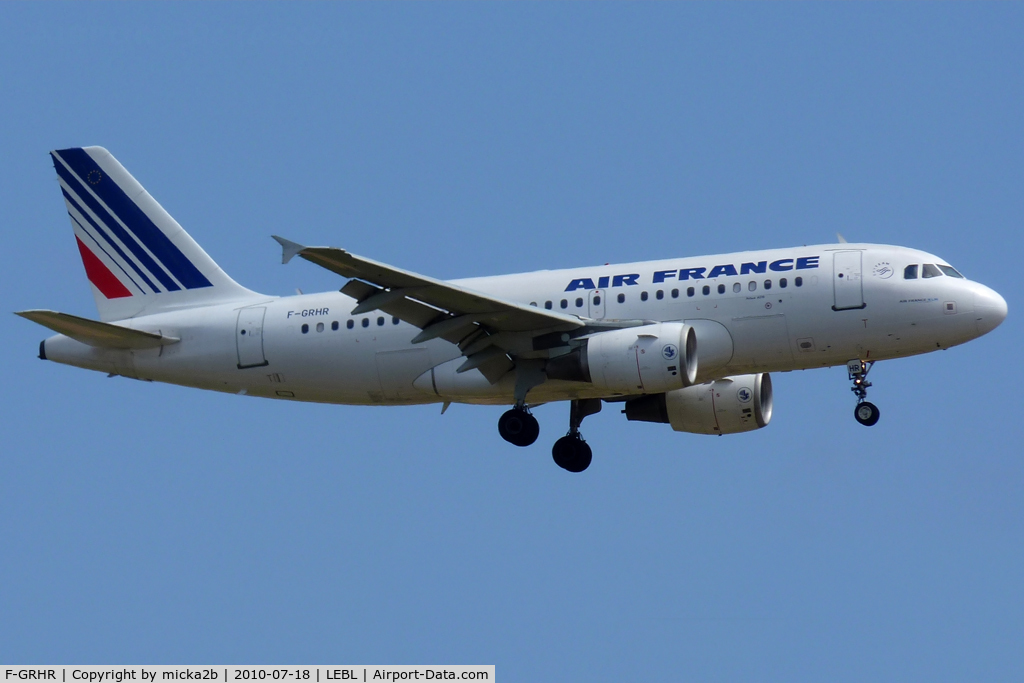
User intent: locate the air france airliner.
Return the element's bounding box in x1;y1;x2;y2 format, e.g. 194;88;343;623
18;147;1008;472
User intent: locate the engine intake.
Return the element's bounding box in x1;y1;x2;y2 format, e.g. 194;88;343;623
624;373;773;435
547;323;697;394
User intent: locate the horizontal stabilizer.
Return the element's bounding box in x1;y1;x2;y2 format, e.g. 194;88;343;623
15;310;179;349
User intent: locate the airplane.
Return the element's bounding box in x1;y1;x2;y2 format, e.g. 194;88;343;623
17;147;1008;472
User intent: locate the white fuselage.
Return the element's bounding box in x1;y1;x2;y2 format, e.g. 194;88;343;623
42;243;1006;406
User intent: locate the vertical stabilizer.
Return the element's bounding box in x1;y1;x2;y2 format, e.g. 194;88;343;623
50;147;260;321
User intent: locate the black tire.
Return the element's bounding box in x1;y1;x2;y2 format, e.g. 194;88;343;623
552;435;593;473
854;401;880;427
498;408;540;447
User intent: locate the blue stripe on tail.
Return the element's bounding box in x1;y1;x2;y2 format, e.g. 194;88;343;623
61;186;161;293
54;148;213;290
70;213;146;294
53;157;179;291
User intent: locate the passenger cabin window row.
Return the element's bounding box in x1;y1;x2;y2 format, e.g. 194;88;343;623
904;263;964;280
525;276;804;311
685;277;801;297
301;316;401;334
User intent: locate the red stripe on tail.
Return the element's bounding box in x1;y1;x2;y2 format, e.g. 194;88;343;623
75;237;132;299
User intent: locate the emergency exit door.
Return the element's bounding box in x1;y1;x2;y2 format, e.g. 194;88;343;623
236;306;269;368
589;289;606;319
832;251;865;311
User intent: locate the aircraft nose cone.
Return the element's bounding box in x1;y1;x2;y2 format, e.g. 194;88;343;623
974;285;1008;336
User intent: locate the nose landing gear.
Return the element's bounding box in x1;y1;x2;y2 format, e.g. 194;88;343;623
847;359;880;426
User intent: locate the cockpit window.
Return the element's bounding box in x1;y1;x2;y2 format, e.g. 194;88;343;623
938;265;964;278
922;263;943;278
904;264;918;279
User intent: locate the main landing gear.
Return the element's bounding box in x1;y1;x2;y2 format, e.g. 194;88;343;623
552;398;601;473
847;359;880;427
498;405;540;447
497;398;602;473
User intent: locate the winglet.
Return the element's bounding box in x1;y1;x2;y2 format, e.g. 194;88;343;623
272;235;307;264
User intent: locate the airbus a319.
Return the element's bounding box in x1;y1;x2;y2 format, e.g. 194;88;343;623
18;147;1008;472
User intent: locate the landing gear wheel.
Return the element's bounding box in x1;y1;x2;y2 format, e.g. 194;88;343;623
552;434;593;473
498;407;539;447
854;401;880;427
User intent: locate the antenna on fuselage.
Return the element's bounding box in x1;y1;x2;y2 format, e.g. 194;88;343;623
836;232;848;243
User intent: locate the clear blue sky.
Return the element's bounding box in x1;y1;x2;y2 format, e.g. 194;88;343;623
1;3;1021;679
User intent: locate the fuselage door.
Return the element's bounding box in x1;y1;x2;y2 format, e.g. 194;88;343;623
236;306;269;369
833;251;865;311
589;289;606;320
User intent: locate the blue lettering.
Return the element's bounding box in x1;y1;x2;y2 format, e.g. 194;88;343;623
740;261;767;274
678;268;706;280
653;269;678;284
597;276;610;288
796;256;820;270
565;278;596;292
707;264;738;278
612;274;640;287
769;259;794;272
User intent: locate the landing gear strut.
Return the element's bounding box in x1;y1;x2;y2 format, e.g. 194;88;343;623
847;359;880;427
552;398;601;473
498;405;540;447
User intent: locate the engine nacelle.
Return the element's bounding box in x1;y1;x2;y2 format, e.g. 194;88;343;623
624;373;773;435
547;322;698;395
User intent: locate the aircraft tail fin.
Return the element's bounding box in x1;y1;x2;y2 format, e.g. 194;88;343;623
50;147;259;321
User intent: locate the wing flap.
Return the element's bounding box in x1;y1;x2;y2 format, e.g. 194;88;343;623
15;310;179;349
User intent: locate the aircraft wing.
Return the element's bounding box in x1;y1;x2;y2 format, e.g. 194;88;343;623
273;236;585;381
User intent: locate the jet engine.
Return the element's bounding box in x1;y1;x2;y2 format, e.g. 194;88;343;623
624;373;773;435
546;322;697;395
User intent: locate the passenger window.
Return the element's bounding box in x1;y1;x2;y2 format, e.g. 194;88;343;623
316;322;325;333
702;285;710;296
922;263;942;278
687;287;695;297
593;295;601;305
362;318;369;328
377;316;385;326
561;299;568;309
301;324;309;334
331;321;339;331
544;301;552;310
393;317;400;325
575;298;583;308
938;265;964;278
764;279;772;290
795;277;803;287
780;278;787;288
656;290;664;300
904;264;918;279
617;293;625;304
641;291;649;301
717;284;725;294
671;289;679;298
733;282;741;293
347;320;354;329
748;281;757;291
